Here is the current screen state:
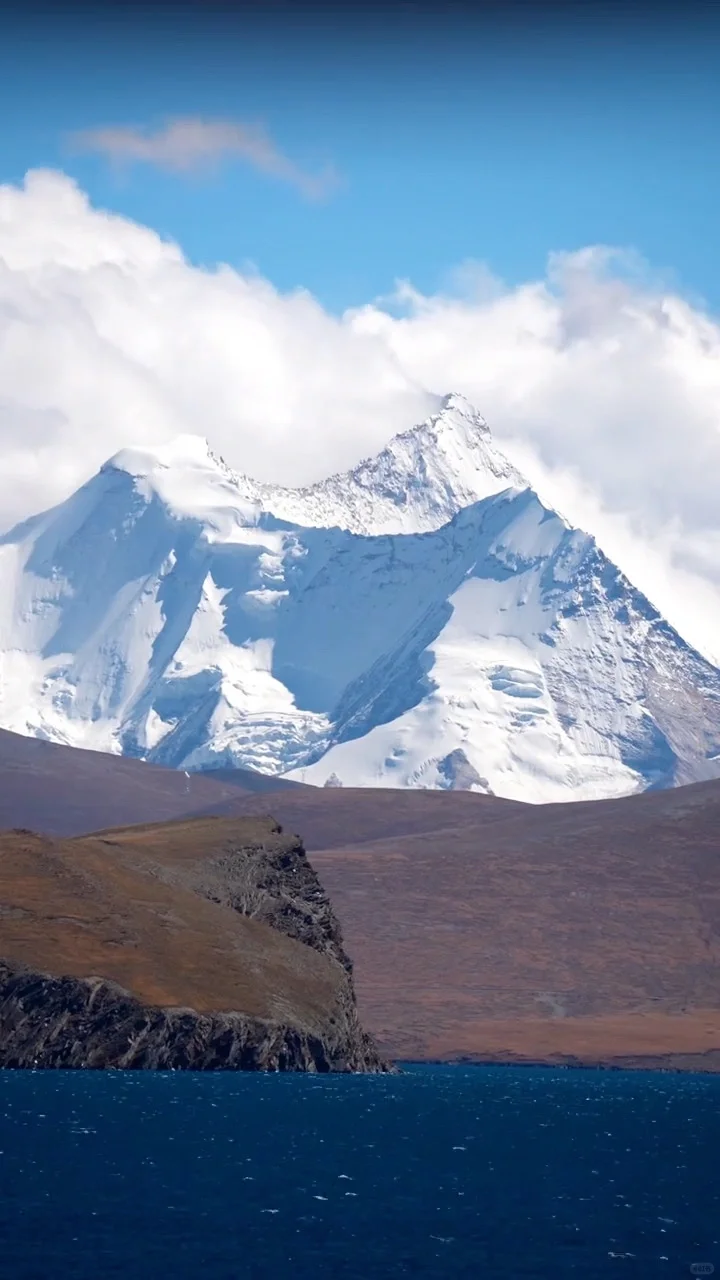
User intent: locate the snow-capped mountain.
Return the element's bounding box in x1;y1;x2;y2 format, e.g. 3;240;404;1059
238;393;525;535
1;395;719;802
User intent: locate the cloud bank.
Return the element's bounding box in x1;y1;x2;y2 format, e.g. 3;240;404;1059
1;169;719;661
70;117;339;199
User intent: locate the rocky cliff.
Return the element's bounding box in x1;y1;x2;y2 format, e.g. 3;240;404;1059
0;963;383;1071
0;817;391;1072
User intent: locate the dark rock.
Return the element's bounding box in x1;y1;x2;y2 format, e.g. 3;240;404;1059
0;961;388;1072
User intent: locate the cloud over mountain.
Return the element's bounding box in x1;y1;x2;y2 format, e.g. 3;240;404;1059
0;169;719;659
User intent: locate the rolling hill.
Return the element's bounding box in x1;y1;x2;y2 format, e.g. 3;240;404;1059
0;732;717;1069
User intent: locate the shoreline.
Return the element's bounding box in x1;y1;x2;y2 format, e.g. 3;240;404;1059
394;1052;720;1074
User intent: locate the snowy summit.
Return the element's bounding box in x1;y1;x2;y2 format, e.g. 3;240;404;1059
241;393;526;535
1;393;719;803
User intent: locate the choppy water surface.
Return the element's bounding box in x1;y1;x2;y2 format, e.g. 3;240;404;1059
0;1064;718;1278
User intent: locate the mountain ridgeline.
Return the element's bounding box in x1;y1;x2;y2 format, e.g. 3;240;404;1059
1;394;719;802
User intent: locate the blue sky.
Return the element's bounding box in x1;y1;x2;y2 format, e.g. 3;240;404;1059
1;5;720;665
1;3;719;312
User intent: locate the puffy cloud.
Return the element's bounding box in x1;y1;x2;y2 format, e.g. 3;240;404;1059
70;117;340;199
0;169;431;517
1;169;719;661
353;249;720;660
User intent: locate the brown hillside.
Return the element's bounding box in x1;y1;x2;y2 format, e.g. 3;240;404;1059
1;728;719;1069
0;815;387;1072
305;779;720;1068
198;785;520;849
0;728;304;836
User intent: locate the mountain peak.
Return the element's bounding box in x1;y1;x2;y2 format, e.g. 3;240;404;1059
384;389;497;466
98;435;260;536
2;390;720;803
251;391;526;536
95;394;518;538
428;390;490;429
103;434;224;479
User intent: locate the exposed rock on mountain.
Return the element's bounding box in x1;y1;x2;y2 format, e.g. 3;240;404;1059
238;392;524;534
1;393;719;801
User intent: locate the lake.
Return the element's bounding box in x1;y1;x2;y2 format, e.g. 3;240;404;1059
0;1064;717;1278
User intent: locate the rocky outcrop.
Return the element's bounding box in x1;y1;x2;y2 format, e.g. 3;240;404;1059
160;822;355;972
0;962;387;1071
0;817;394;1072
124;821;391;1071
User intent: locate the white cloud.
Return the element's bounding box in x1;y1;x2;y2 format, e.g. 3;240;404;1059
70;117;340;200
1;169;719;662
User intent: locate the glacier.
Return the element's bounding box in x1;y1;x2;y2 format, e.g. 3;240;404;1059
1;392;719;802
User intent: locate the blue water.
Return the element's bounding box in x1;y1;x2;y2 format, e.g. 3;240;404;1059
0;1065;718;1279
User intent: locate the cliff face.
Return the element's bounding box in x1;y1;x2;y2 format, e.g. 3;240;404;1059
0;964;384;1072
0;818;391;1072
151;823;354;972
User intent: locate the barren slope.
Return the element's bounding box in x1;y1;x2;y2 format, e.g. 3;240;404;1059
303;779;720;1068
0;728;301;836
1;731;718;1070
0;815;387;1071
198;786;521;851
